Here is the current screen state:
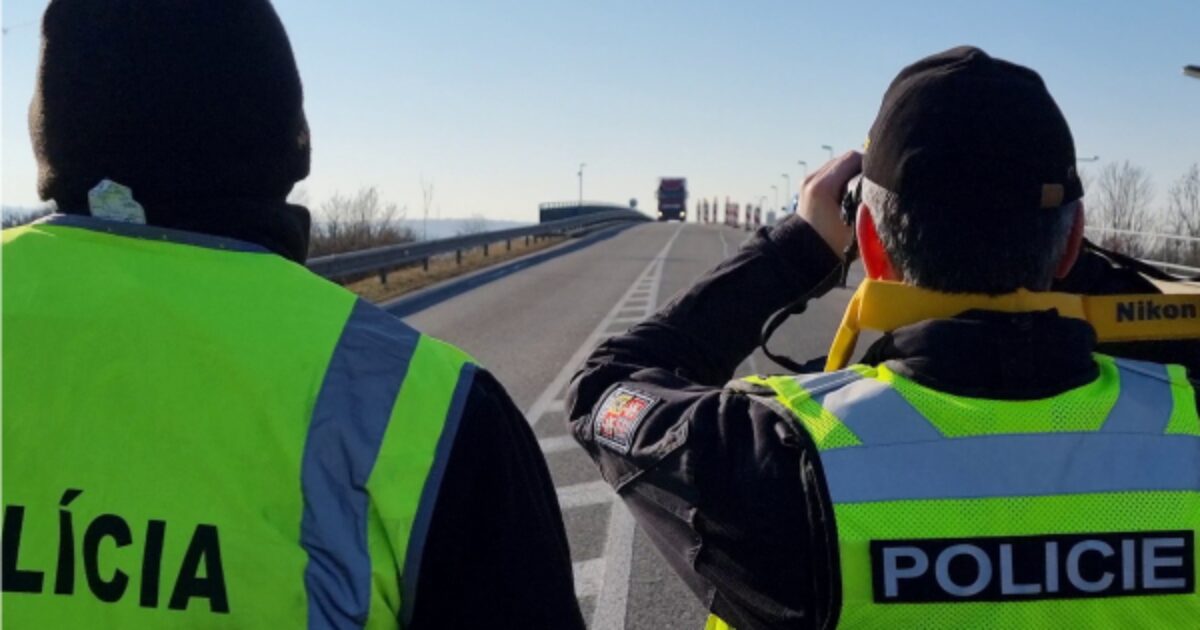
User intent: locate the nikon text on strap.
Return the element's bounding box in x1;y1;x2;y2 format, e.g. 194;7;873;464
826;280;1200;371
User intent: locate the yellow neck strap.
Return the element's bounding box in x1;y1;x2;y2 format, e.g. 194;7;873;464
826;280;1200;371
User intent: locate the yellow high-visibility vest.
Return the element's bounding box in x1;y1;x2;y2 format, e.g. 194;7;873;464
710;353;1199;629
3;215;475;628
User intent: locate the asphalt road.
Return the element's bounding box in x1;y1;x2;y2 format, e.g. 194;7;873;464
395;221;864;629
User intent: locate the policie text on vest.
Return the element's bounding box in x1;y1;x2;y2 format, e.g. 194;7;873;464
873;531;1194;603
2;490;229;613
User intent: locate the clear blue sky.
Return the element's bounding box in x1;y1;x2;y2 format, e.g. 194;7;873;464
3;1;1198;222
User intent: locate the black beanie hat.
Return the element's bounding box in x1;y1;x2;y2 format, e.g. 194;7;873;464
30;0;311;210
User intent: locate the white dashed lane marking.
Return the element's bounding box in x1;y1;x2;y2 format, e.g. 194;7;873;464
525;225;683;629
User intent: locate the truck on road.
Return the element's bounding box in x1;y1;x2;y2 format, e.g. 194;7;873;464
656;178;688;221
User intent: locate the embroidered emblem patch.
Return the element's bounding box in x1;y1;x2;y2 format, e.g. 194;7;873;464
593;387;660;453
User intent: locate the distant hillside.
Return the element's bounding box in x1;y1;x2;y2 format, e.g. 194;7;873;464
0;207;528;241
404;218;530;241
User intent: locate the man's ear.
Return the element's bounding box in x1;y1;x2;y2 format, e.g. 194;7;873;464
857;204;899;281
1054;201;1086;279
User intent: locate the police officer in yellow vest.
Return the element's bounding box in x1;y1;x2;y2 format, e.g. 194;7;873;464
3;1;584;627
569;47;1200;629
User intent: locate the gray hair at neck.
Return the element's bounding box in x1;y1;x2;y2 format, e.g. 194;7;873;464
860;177;1078;294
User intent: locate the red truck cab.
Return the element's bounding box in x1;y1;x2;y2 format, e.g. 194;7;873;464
656;178;688;222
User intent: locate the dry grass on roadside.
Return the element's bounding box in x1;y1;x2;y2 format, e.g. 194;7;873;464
345;235;567;304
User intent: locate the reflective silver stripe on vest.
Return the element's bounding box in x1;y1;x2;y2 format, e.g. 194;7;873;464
301;300;421;630
820;432;1200;503
818;378;943;445
1101;358;1173;434
792;370;865;398
803;361;1190;504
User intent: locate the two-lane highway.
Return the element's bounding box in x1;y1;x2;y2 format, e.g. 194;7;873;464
397;221;861;629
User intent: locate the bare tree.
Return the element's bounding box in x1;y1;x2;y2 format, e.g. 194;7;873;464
1166;164;1200;266
454;213;490;236
1091;161;1155;255
420;178;434;241
309;186;414;257
1078;168;1094;202
1167;164;1200;236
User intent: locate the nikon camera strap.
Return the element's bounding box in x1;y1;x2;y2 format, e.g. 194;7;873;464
825;280;1200;371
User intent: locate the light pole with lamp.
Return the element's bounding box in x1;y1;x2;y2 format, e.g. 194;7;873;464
796;160;809;214
821;145;834;161
1185;65;1199;79
781;173;791;211
577;163;586;206
1078;155;1100;163
771;184;779;214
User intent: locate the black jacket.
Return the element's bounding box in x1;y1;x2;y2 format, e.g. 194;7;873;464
412;368;583;629
566;216;1198;630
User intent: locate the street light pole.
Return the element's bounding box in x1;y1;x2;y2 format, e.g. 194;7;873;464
797;161;808;213
1078;155;1100;163
577;163;586;206
781;173;791;210
821;145;834;161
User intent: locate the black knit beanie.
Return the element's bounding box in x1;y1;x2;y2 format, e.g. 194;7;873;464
30;0;310;212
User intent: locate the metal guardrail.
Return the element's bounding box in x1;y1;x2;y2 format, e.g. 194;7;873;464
1143;260;1200;276
538;201;638;223
1085;225;1200;244
308;208;648;282
1085;226;1200;276
538;201;634;211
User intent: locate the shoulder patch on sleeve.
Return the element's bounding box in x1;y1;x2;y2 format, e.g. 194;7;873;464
593;387;660;454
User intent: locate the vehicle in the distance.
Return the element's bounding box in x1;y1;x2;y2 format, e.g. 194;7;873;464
656;178;688;221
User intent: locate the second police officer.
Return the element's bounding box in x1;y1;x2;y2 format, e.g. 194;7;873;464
569;47;1199;629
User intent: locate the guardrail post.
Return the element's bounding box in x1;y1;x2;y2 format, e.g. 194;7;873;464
456;249;462;266
525;235;530;246
422;257;429;272
506;239;511;251
378;269;388;285
484;243;489;257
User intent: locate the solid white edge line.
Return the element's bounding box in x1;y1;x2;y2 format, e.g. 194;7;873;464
590;226;681;629
591;501;638;630
573;557;606;599
539;434;580;455
556;480;616;509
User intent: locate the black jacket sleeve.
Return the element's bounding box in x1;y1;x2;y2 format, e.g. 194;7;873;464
566;217;845;630
410;369;585;630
